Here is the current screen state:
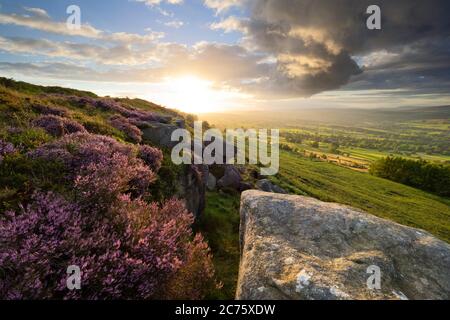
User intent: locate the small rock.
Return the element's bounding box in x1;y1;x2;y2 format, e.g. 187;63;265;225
295;270;312;292
256;179;287;194
207;173;217;191
239;182;253;192
142;122;180;148
217;165;242;190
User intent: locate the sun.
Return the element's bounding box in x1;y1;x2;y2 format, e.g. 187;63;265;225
163;75;219;114
142;74;249;114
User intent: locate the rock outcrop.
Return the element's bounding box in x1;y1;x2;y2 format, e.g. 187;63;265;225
236;190;450;300
142;122;180;149
176;164;207;218
256;179;287;194
217;165;242;190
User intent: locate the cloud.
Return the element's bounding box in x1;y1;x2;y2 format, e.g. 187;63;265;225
135;0;183;6
1;1;449;101
0;8;163;44
23;7;50;19
0;41;270;89
210;16;248;33
204;0;243;14
0;10;102;38
164;20;184;28
0;36;164;65
235;0;450;97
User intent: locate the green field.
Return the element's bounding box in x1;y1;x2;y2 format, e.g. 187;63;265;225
272;150;450;242
339;147;450;163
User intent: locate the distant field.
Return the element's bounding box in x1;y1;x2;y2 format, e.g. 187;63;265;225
339;147;450;163
271;150;450;243
199;107;450;299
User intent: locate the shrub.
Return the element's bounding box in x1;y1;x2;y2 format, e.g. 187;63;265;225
1;127;52;151
0;140;16;164
138;145;163;172
109;115;143;143
32;115;86;137
370;156;450;197
69;96;159;126
0;192;216;299
28;133;156;204
31;104;69;117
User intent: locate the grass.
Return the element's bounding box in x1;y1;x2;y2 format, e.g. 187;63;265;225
340;146;450;163
271;150;450;242
196;191;241;300
197;149;450;300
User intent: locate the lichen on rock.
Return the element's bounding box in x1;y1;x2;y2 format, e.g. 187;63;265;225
236;190;450;300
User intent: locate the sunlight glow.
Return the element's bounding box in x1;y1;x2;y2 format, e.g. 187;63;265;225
158;75;245;114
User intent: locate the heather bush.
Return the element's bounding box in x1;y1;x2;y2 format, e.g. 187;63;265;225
1;128;52;151
0;192;216;299
29;133;156;204
33;115;86;137
109;115;143;143
138;145;163;172
0;139;16;164
32;104;69;117
69;96;158;125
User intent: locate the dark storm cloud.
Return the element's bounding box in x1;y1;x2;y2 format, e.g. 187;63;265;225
238;0;450;97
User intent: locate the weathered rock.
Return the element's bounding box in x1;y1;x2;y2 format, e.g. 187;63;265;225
236;191;450;300
175;119;186;129
217;165;242;190
207;173;217;191
239;182;253;193
156;115;172;124
176;164;207;218
142;122;179;149
256;179;287;194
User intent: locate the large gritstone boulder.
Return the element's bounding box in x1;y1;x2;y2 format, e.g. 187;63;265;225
236;190;450;300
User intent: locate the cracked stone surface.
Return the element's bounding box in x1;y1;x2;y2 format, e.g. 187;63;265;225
236;190;450;300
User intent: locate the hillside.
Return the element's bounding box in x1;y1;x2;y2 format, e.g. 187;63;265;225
0;77;219;299
1;77;449;300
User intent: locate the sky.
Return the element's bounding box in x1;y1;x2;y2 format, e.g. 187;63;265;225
0;0;449;113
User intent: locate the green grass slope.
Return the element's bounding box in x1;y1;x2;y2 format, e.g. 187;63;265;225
271;150;450;242
197;191;241;300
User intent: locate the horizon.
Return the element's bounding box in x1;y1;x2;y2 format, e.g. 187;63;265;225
0;0;450;113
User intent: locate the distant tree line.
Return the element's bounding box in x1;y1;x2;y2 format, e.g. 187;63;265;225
370;157;450;197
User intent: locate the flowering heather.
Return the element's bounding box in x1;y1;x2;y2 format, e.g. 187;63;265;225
32;104;69;117
29;133;156;202
110;115;143;143
138;145;163;172
0;192;216;299
32;115;86;137
0;139;16;163
69;96;159;125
